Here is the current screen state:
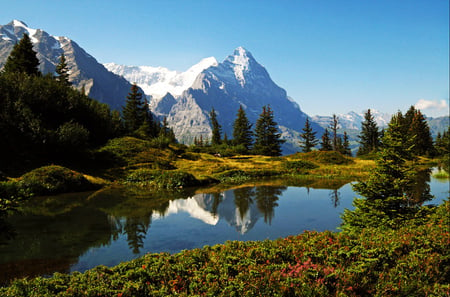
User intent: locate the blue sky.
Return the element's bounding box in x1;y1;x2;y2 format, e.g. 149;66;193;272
1;0;448;117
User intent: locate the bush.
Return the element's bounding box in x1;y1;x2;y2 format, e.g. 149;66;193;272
18;165;97;195
56;121;90;151
294;151;354;165
126;169;199;190
283;160;318;172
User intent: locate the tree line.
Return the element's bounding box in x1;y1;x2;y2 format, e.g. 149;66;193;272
298;107;445;158
0;33;176;171
193;105;285;156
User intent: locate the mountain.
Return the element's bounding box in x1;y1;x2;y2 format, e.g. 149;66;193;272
312;110;391;131
426;116;449;137
0;20;135;109
104;57;218;98
107;47;322;153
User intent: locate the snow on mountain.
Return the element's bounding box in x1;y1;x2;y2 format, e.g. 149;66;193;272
104;57;218;98
312;110;391;131
0;20;137;109
150;47;322;152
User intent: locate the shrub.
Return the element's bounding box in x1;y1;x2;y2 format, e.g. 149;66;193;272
294;151;354;165
154;171;199;189
283;160;318;172
18;165;96;195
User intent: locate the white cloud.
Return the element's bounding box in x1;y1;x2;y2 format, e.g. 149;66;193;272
414;99;448;112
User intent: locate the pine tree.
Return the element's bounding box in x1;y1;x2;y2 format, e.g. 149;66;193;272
341;114;426;231
330;114;341;151
3;33;40;76
210;107;222;145
253;105;285;156
122;83;145;133
319;129;332;151
357;109;380;156
341;131;352;156
55;53;71;86
299;117;318;152
407;108;434;156
232;105;253;152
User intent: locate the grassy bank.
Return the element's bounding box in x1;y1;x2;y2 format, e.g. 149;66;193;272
1;200;447;296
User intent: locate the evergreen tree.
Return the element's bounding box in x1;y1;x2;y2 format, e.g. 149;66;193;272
407;108;434;156
330;114;340;151
122;83;145;133
341;114;426;231
55;53;70;86
299;117;318;152
357;109;380;156
232;105;253;152
253;105;285;156
341;131;352;156
2;33;40;76
210;107;222;145
319;128;332;151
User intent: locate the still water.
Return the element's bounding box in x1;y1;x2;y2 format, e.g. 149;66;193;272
0;174;448;284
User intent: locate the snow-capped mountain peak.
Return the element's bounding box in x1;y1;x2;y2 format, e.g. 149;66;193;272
104;56;218;99
223;46;255;86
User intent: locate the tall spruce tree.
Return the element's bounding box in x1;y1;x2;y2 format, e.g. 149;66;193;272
122;83;145;133
341;131;352;156
232;105;253;152
407;108;434;156
357;109;380;156
341;114;426;231
319;128;332;151
253;105;285;156
3;33;40;76
210;107;222;145
55;53;71;86
299;117;318;152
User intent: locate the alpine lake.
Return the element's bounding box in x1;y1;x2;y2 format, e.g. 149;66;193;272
0;168;448;285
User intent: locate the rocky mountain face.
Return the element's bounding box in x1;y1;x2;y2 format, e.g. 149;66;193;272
0;20;135;110
108;47;322;153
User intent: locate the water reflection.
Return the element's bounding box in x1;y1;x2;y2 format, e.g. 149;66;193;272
0;169;447;285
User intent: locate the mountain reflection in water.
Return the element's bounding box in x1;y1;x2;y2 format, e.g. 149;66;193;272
0;171;447;285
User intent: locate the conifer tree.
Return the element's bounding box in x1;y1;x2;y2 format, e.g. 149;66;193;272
122;83;145;133
330;114;340;151
232;105;253;152
341;114;426;231
357;109;380;156
407;108;433;156
299;117;318;153
3;33;40;76
319;128;332;151
341;131;352;156
55;53;71;86
210;107;222;145
253;105;285;156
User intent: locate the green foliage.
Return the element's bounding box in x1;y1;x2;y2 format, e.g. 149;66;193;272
294;151;354;165
342;117;431;232
122;83;146;133
299;118;318;153
126;168;198;189
210;108;222;146
2;33;40;76
1;201;447;296
0;72;121;168
232;105;253;152
357;109;381;156
253;105;285;156
283;160;319;173
319;128;332;151
56;121;90;152
18;165;97;196
55;54;70;86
